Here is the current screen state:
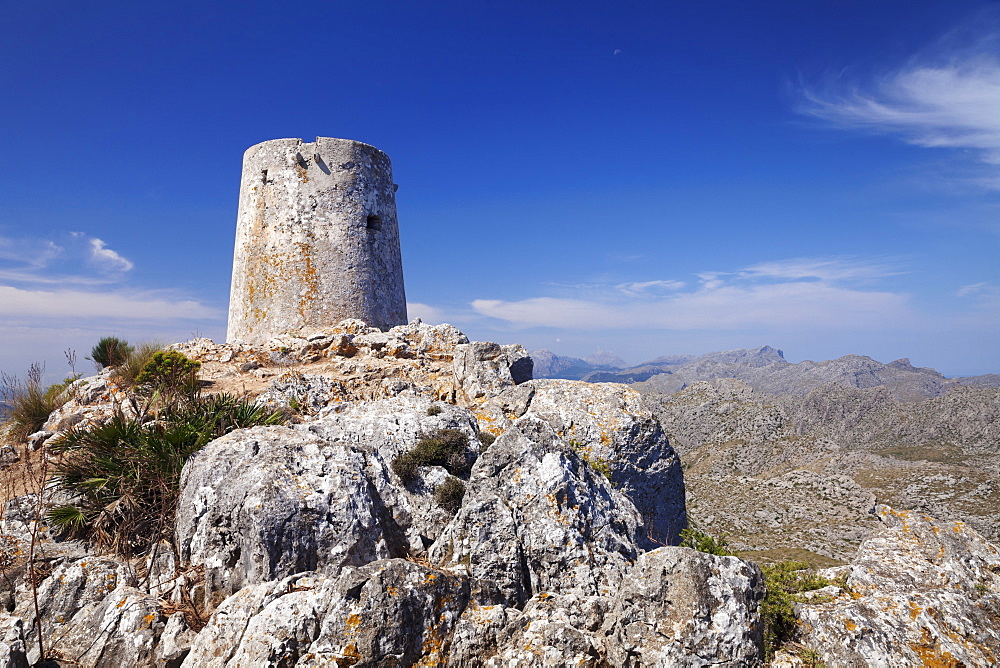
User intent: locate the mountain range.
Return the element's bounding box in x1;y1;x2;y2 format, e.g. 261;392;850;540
531;345;1000;402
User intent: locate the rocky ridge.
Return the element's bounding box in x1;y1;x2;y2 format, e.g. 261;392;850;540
0;322;995;665
641;376;1000;567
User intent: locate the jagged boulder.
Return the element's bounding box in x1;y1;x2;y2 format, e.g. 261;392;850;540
453;342;533;405
15;557;163;667
601;546;765;666
479;379;687;546
176;397;482;608
794;505;1000;666
428;415;642;607
182;559;471;667
0;616;28;668
175;426;402;609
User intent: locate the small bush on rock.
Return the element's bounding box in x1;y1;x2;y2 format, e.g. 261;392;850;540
391;428;472;483
112;341;163;388
426;404;443;416
47;393;285;555
434;476;465;513
0;363;71;442
680;526;735;556
135;350;201;400
89;336;133;369
761;561;836;659
477;431;497;449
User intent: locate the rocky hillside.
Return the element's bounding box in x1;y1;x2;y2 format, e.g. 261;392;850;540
539;344;999;402
641;376;1000;566
0;322;996;666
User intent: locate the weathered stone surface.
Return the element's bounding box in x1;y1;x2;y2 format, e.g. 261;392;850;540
177;396;484;608
227;137;407;344
253;370;346;414
183;559;471;667
479;379;687;547
175;426;400;609
466;593;609;666
794;505;1000;666
155;612;195;667
602;546;765;667
304;396;482;555
453;342;533;405
14;557;162;667
0;616;28;668
429;415;642;607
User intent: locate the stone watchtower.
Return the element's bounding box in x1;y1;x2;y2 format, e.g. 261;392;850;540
227;137;407;344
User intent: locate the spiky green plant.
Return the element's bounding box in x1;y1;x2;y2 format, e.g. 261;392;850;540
47;393;285;555
89;336;133;369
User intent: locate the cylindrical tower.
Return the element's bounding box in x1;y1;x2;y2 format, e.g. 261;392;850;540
227;137;407;344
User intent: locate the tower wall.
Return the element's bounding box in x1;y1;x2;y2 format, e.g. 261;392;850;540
227;137;407;344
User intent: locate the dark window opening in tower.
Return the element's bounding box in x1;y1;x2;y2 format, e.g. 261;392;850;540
366;214;383;231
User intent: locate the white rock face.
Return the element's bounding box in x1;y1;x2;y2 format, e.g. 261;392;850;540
428;416;642;607
794;505;1000;666
227;137;407;344
601;547;765;667
477;379;687;547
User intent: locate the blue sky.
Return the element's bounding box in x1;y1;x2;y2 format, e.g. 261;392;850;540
2;0;999;380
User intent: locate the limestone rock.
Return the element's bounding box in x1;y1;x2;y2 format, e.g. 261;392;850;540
175;426;400;610
428;415;641;607
480;379;687;547
253;370;346;414
0;616;28;668
453;342;533;405
176;396;482;608
15;557;162;667
601;546;765;666
794;505;1000;666
183;559;471;667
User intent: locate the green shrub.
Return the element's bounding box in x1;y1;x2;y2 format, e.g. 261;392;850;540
135;350;201;399
112;341;163;388
434;476;465;513
426;404;443;416
679;526;735;556
47;393;285;556
391;428;471;483
0;363;70;441
761;561;836;659
89;336;133;369
477;431;497;449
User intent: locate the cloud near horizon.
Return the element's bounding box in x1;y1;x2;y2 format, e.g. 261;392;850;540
471;256;912;331
0;231;220;324
797;26;1000;187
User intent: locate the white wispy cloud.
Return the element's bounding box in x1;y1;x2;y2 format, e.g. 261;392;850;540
0;285;219;322
88;238;134;273
406;302;447;323
615;280;686;296
0;232;134;284
471;257;912;331
741;256;904;282
797;25;1000;187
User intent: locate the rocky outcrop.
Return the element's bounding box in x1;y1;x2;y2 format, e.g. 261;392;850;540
15;557;163;667
176;397;481;608
602;546;765;666
183;560;471;666
429;416;641;607
478;379;687;547
793;505;1000;666
452;341;533;405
